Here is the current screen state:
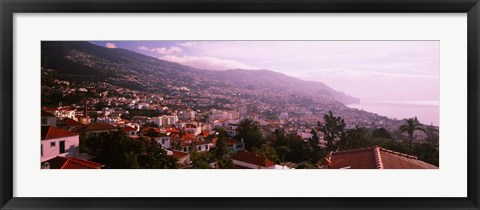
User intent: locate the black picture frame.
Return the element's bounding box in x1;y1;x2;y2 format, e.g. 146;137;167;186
1;0;479;209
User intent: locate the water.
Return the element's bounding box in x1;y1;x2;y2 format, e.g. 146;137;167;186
346;100;439;126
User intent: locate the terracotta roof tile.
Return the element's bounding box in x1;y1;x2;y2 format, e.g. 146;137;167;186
45;156;104;169
232;150;276;167
83;123;118;132
171;150;189;159
41;126;79;140
330;146;438;169
63;118;83;127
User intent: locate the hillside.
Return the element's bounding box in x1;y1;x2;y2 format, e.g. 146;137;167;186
41;41;359;105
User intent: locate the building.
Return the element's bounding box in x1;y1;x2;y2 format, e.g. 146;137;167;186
82;123;119;138
324;146;438;169
42;156;104;169
168;150;190;167
41;110;57;127
231;150;289;169
226;138;245;152
155;133;171;149
41;126;80;162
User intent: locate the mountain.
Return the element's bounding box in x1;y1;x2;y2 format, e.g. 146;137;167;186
41;41;359;105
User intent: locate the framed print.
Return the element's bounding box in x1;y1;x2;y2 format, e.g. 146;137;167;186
1;0;479;209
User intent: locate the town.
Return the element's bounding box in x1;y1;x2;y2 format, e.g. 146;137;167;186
41;72;439;169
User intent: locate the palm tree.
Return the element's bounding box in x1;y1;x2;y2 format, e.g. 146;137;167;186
399;116;425;154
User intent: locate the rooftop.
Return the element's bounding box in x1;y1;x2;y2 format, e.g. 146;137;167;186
329;146;438;169
41;126;79;140
44;156;104;169
232;150;276;167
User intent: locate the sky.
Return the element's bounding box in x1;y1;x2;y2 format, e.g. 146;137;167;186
91;41;439;102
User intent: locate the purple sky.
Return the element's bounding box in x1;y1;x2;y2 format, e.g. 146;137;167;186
92;41;439;102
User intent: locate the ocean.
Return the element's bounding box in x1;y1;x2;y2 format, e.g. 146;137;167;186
346;100;439;126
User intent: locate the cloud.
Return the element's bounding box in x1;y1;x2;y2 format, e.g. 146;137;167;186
105;42;117;48
137;46;182;55
138;45;149;51
159;55;255;71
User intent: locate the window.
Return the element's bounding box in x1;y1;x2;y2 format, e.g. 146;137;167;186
161;139;165;144
41;118;47;125
50;142;55;147
205;145;208;150
198;146;201;151
59;140;65;154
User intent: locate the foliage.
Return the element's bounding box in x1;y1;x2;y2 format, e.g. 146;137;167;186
318;111;345;151
399;117;425;154
337;126;372;150
252;144;280;163
372;128;392;139
296;161;316;169
235;118;266;150
276;146;291;164
81;130;177;169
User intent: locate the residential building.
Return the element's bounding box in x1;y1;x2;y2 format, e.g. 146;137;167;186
41;126;80;162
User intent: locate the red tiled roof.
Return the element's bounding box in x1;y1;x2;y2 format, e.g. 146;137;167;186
45;156;103;169
83;123;118;132
232;150;276;167
41;126;79;140
166;127;180;133
171;150;189;159
63;118;83;127
123;126;137;132
329;146;438;169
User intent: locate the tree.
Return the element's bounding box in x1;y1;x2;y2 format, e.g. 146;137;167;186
296;161;316;169
276;146;291;165
213;136;228;160
253;144;280;163
372;128;392;139
82;131;177;169
235;118;265;150
399;116;425;154
318;111;345;150
338;126;372;150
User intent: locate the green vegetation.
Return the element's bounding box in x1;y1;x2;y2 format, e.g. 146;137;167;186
235;118;266;150
318;111;346;150
80;131;178;169
399;117;425;154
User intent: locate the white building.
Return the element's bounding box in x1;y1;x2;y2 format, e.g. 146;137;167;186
41;126;80;162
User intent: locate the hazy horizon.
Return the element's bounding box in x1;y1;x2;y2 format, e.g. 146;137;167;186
91;40;439;103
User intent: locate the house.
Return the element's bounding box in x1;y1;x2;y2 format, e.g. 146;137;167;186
43;106;76;120
41;126;80;162
195;140;211;152
232;150;289;169
324;146;438;169
123;126;139;138
42;156;104;169
226;138;245;152
225;123;238;137
82;123;119;138
168;150;190;167
184;124;201;135
58;118;84;131
155;133;171;149
41;110;57;127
